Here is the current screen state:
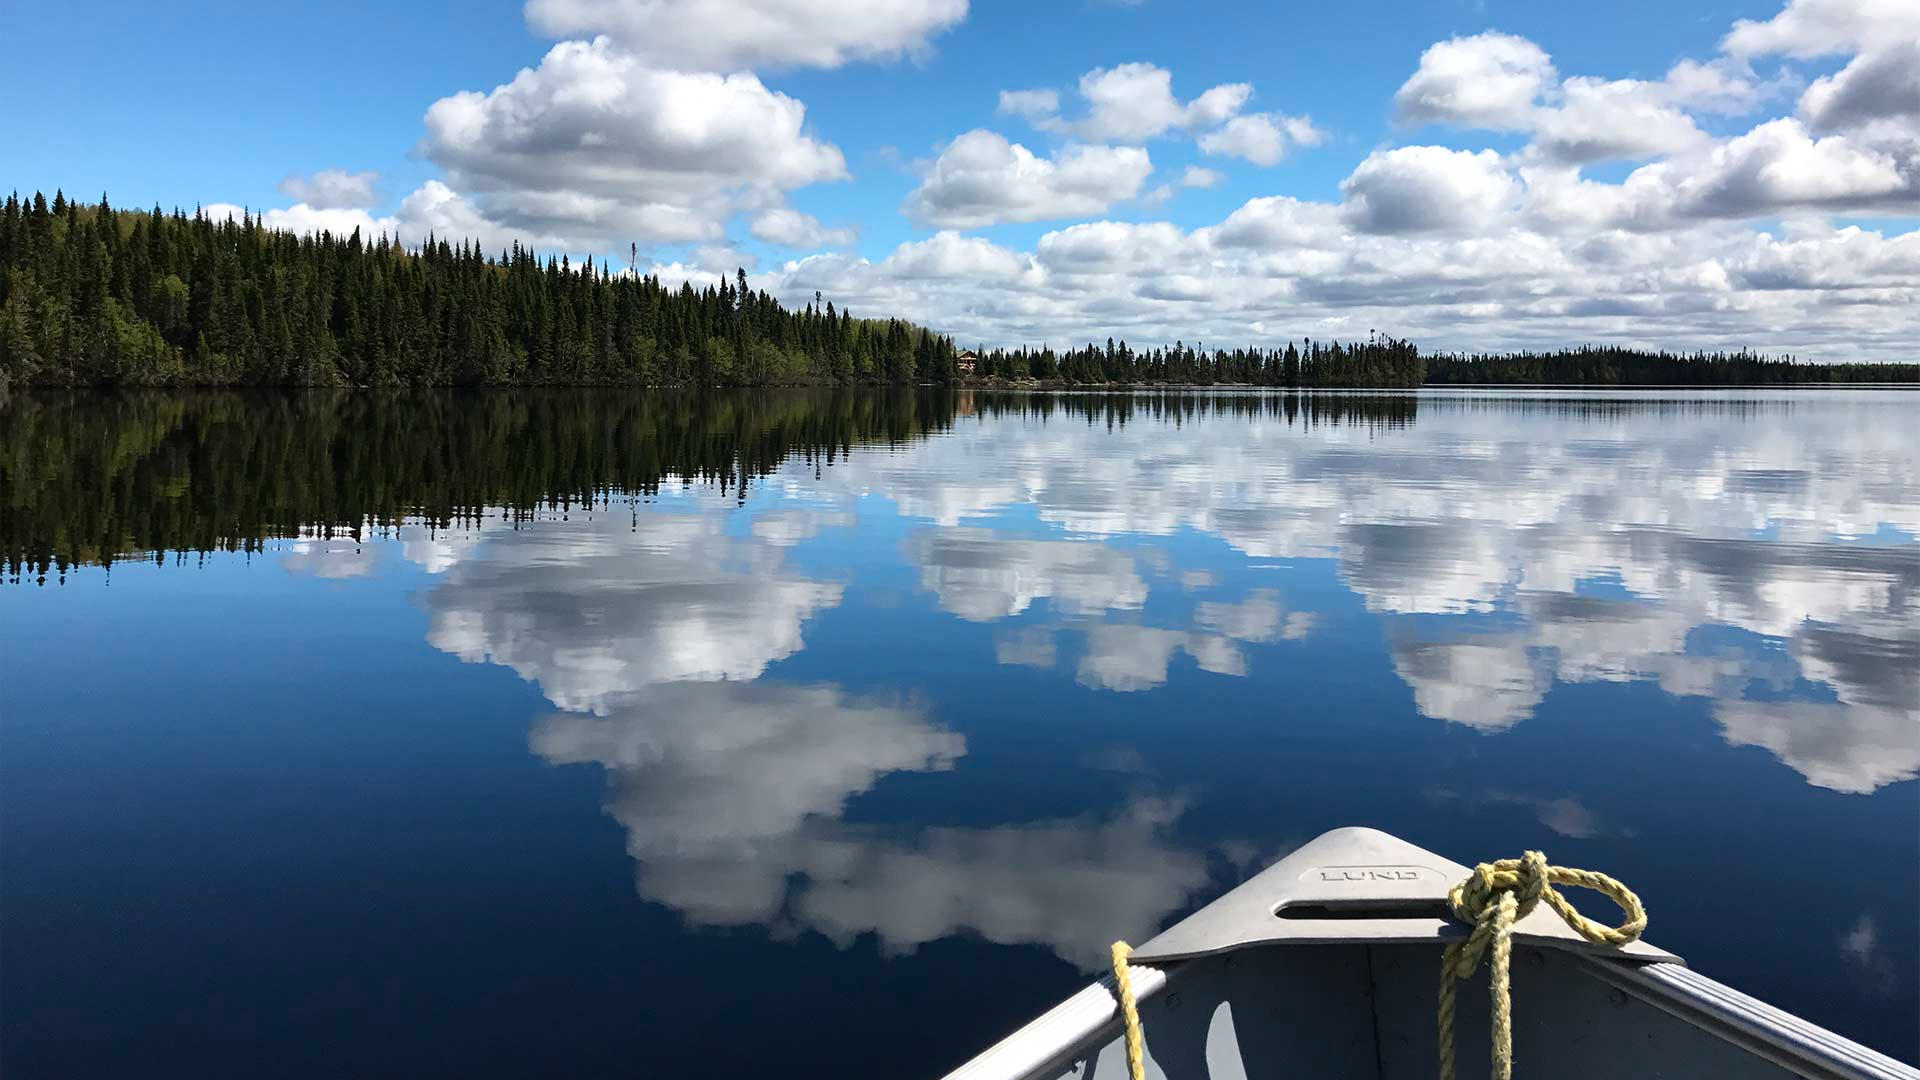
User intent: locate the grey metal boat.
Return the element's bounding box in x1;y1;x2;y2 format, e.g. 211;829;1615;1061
943;828;1918;1080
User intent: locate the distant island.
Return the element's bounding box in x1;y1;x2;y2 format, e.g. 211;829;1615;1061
3;191;1914;389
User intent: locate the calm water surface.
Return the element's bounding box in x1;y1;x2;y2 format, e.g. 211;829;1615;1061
3;389;1916;1075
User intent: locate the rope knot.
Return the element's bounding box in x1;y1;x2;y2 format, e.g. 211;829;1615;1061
1437;852;1647;1080
1449;850;1550;927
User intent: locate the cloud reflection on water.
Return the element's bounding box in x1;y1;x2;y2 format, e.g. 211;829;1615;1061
389;392;1913;972
835;395;1915;791
530;677;1209;968
419;510;842;713
907;528;1147;621
393;395;1917;802
415;496;1210;967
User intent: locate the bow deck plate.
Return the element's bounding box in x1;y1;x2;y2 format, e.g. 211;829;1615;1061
1127;827;1680;965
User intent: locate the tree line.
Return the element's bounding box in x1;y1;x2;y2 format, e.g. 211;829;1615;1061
0;191;1423;388
1422;345;1915;385
0;388;1423;582
2;192;1911;388
0;191;959;387
965;335;1425;387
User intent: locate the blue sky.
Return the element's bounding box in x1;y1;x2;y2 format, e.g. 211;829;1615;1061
6;0;1915;358
8;0;1790;245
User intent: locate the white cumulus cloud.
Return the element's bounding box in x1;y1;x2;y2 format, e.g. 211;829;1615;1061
1395;31;1556;130
276;169;380;210
1072;62;1251;141
523;0;969;71
1722;0;1920;58
1528;77;1708;164
419;37;847;248
750;206;857;248
998;88;1061;123
1626;118;1917;222
902;130;1152;228
1180;165;1224;189
1799;41;1920;132
1340;146;1518;234
997;61;1319;168
1198;113;1324;166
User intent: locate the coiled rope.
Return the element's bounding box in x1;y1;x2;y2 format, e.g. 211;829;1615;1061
1106;850;1646;1080
1438;850;1646;1080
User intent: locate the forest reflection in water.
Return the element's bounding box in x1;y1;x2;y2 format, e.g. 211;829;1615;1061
1;387;1914;1074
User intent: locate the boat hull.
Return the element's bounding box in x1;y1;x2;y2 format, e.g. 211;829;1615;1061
942;827;1918;1080
946;942;1916;1080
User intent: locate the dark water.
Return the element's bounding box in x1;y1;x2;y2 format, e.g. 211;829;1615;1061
3;389;1916;1076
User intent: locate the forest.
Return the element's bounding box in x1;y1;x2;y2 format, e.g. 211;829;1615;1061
1;192;1911;389
1422;346;1916;385
0;191;1411;389
0;192;958;386
965;337;1425;387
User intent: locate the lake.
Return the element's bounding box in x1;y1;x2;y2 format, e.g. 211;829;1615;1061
2;388;1915;1076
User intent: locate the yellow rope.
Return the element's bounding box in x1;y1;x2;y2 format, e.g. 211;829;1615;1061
1110;940;1147;1080
1438;850;1647;1080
